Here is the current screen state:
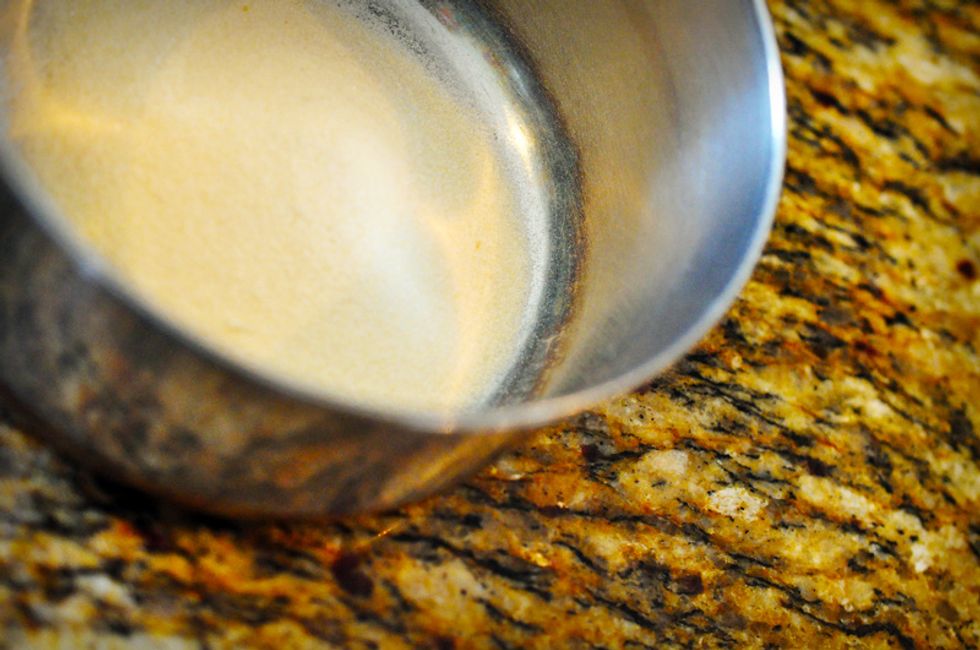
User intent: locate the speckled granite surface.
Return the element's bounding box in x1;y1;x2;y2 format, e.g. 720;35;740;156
1;0;978;647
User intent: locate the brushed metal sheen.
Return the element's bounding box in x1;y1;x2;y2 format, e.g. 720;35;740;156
0;0;785;517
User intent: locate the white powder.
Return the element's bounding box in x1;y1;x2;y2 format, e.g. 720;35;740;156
4;0;542;414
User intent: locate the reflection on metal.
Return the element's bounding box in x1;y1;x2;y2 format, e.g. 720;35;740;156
0;0;784;517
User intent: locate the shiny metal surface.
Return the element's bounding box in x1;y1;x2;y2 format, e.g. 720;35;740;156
0;0;785;517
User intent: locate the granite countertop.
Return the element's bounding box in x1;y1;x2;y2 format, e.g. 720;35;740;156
1;0;978;647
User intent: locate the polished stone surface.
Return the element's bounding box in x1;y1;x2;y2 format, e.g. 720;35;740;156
1;0;978;647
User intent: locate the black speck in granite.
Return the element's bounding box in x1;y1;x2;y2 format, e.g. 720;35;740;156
956;258;977;281
330;551;375;599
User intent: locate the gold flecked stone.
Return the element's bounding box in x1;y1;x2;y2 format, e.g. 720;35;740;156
0;0;978;647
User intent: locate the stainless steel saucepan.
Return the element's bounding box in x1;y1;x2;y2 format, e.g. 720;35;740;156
0;0;785;517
